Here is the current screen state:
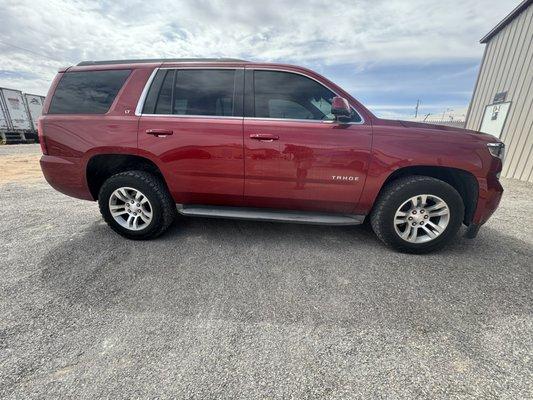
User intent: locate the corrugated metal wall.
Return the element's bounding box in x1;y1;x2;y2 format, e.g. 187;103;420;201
465;4;533;182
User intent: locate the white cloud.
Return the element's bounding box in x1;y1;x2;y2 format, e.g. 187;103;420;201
0;0;517;94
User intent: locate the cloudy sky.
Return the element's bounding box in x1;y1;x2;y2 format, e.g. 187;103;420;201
0;0;519;118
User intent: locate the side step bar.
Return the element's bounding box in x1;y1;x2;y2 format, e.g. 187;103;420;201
177;205;365;226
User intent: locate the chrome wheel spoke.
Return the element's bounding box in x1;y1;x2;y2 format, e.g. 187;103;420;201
395;217;407;225
400;225;418;242
111;209;128;217
421;225;437;239
400;226;411;240
395;212;408;225
428;208;449;217
426;201;445;212
408;226;419;242
115;188;129;202
426;221;443;234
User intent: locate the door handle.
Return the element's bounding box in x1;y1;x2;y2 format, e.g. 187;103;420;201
146;129;173;136
250;133;279;141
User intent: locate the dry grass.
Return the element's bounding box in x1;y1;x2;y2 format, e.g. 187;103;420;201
0;154;44;184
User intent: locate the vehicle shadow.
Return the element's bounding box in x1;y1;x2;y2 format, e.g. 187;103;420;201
39;216;532;329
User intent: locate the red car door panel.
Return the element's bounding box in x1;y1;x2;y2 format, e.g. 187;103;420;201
244;119;372;213
138;117;244;205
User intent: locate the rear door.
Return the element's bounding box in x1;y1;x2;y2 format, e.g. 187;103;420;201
24;94;45;130
0;88;32;130
138;68;245;206
0;94;9;130
243;69;372;213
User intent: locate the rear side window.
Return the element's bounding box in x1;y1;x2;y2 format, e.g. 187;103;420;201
143;69;236;116
154;70;174;115
48;70;130;114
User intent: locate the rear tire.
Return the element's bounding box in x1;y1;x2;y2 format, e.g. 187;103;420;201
98;170;176;240
370;176;464;253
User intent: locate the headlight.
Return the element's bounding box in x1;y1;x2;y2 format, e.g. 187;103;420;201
487;142;505;161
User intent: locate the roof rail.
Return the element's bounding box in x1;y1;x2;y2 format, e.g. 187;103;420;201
77;58;247;66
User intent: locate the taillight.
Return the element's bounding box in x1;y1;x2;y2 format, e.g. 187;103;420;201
37;117;48;155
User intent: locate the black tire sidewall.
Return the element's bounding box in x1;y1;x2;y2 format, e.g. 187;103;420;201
374;178;464;253
98;173;166;239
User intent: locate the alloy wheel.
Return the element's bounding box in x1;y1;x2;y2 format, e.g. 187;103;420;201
108;187;153;231
394;194;450;243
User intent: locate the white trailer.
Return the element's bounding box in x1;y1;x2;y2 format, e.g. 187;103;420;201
0;96;9;130
0;87;32;144
0;93;13;144
23;93;45;131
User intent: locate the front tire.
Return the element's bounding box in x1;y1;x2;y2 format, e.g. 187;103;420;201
98;170;176;240
370;176;464;253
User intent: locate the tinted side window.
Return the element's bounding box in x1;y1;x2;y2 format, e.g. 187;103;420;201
174;70;235;116
142;70;167;114
143;69;236;116
154;70;174;114
267;99;314;119
49;70;130;114
253;70;361;122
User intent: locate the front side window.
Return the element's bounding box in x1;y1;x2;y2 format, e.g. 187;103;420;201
49;70;131;114
267;99;314;120
253;70;361;122
143;69;236;116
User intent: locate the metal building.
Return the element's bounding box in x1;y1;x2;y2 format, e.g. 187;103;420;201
465;0;533;182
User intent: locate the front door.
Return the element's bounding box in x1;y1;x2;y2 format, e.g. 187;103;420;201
244;69;372;213
138;68;245;206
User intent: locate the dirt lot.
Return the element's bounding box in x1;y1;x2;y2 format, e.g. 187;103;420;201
1;144;532;399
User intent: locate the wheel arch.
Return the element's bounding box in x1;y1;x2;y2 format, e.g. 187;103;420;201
378;166;478;225
86;154;167;200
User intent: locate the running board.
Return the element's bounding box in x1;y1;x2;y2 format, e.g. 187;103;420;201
177;205;365;226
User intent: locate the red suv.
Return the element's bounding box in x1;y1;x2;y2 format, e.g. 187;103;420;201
39;58;504;253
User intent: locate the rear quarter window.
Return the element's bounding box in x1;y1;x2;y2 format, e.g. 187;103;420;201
48;70;131;114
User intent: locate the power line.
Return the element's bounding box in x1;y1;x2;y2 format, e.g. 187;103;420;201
0;39;63;63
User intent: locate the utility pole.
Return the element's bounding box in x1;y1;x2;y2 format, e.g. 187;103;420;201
414;99;420;118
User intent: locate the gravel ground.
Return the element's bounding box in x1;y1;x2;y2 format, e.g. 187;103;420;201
0;143;41;156
1;144;532;399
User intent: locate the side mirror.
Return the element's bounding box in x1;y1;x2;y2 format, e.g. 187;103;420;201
331;96;352;123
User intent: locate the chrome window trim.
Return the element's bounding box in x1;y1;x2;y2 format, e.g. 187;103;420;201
243;117;362;125
135;66;365;124
135;67;244;117
248;67;365;125
140;114;243;120
135;68;158;116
